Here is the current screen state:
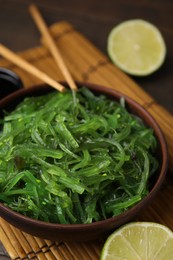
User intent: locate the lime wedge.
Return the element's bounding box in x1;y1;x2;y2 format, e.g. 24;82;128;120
100;222;173;260
107;19;166;76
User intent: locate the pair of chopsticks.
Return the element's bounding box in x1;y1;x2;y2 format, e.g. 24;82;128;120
0;4;78;92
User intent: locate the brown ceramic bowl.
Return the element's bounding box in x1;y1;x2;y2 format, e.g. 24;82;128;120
0;82;168;242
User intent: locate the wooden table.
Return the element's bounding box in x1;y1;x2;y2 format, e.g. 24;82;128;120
0;1;172;259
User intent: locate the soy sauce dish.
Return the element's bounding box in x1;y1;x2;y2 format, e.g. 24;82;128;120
0;67;23;99
0;82;168;241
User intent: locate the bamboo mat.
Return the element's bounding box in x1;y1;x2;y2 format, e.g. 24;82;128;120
0;21;173;259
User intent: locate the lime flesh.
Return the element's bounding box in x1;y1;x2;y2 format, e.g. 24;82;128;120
107;19;166;76
101;222;173;260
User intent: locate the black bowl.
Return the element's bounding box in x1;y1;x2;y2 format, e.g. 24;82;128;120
0;68;23;99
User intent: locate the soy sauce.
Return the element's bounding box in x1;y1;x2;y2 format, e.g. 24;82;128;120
0;68;23;99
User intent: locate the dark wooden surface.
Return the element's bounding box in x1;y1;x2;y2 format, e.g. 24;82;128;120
0;0;172;259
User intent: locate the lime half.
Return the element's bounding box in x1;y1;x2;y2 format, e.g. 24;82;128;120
100;222;173;260
107;19;166;76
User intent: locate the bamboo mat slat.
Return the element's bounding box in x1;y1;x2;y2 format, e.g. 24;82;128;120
0;21;173;259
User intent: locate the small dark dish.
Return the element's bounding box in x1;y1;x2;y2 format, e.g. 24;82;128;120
0;82;168;241
0;68;23;99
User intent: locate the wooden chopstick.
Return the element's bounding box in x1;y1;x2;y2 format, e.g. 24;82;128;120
29;4;78;92
0;44;65;92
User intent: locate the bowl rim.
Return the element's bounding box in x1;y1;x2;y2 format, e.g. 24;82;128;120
0;81;168;231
